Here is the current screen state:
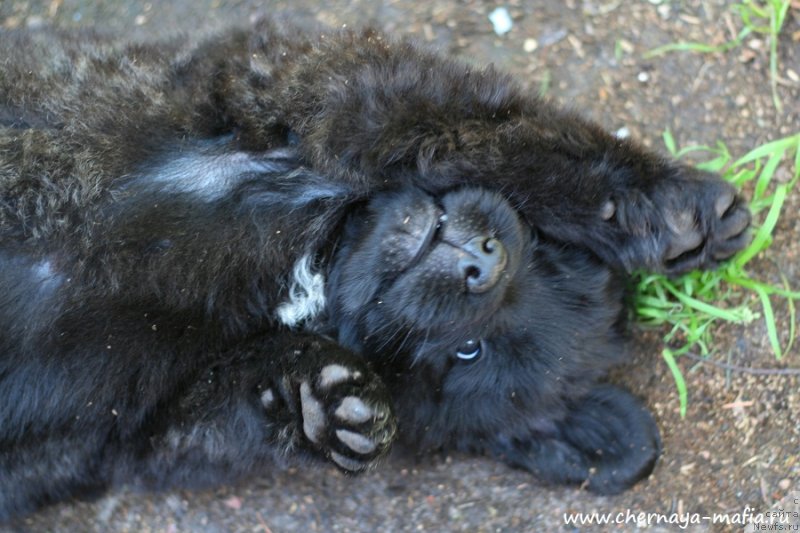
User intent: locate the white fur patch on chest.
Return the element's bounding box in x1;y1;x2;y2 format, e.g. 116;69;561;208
276;255;327;327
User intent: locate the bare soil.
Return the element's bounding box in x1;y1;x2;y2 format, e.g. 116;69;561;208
1;0;798;531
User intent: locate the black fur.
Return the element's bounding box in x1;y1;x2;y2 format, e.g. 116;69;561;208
0;18;751;520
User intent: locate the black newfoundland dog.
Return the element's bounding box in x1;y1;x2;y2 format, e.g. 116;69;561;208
0;17;750;520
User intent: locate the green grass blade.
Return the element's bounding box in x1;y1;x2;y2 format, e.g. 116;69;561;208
769;23;781;111
733;135;798;167
663;129;677;156
662;349;688;418
696;154;732;173
674;144;715;159
752;284;782;358
775;0;791;27
779;272;796;355
754;149;784;200
727;276;800;299
736;183;787;267
769;0;791;110
636;295;678;309
728;166;758;188
794;140;800;180
645;41;732;58
662;283;749;323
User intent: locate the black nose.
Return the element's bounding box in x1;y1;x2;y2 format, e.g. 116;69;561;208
458;236;508;293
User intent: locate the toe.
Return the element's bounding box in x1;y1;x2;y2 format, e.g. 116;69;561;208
714;187;736;217
335;396;374;424
718;204;751;240
665;229;703;261
300;382;326;444
319;364;361;389
330;451;366;471
335;429;378;454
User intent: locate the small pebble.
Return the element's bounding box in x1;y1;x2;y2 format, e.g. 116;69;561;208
747;38;763;50
26;15;45;28
489;7;513;36
224;496;242;510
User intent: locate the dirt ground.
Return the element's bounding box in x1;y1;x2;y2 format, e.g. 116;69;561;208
1;0;798;531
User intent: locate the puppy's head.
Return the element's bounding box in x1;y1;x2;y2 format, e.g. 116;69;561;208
327;187;627;449
330;188;525;331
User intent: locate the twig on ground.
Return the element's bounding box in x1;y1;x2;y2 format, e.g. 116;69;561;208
684;352;800;375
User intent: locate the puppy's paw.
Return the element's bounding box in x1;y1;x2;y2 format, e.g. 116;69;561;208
297;363;396;472
557;385;661;494
659;177;750;273
492;385;660;494
609;169;750;274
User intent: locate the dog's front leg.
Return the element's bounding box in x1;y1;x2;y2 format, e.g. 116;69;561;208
126;332;397;488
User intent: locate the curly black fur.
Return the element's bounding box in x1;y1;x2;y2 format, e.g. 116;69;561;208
0;18;750;521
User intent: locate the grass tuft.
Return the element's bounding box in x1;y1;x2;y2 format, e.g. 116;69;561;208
633;130;800;417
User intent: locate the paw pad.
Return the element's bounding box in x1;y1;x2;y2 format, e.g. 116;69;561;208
655;177;751;273
335;396;373;423
299;382;326;444
664;209;702;261
297;363;395;471
319;364;361;388
335;429;377;454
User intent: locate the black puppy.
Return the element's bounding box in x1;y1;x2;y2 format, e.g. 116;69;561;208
0;18;750;520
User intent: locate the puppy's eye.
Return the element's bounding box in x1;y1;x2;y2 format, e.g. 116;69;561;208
435;213;447;236
456;339;482;361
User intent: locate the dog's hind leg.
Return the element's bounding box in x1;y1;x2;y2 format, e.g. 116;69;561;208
487;384;661;495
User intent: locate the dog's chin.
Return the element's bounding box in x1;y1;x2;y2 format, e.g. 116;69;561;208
327;187;530;338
